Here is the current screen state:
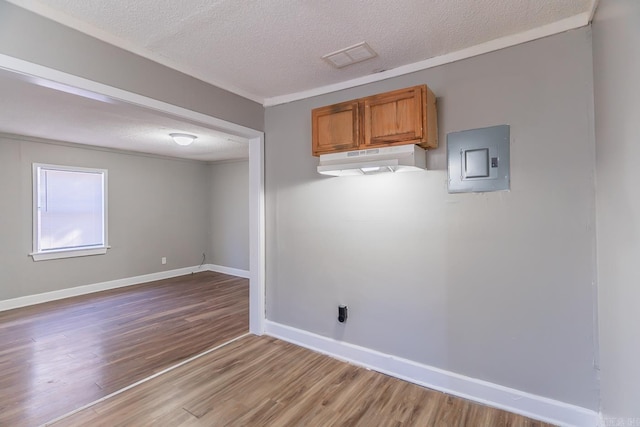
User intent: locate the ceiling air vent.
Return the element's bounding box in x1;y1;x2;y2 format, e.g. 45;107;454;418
322;42;378;69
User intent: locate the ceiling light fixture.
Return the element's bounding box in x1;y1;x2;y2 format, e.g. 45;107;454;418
170;133;197;146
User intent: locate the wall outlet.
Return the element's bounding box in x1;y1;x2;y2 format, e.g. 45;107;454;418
338;305;348;323
161;257;167;265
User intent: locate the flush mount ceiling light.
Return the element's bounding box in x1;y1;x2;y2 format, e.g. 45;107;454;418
322;42;378;69
170;133;197;146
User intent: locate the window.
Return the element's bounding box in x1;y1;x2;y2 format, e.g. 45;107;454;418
32;164;108;261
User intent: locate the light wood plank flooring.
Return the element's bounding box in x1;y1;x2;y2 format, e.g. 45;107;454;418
53;335;553;427
0;271;248;426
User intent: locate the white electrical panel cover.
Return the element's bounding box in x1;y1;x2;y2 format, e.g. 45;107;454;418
447;125;510;193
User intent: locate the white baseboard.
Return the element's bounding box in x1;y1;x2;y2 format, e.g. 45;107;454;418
265;320;600;427
0;265;209;312
205;263;250;279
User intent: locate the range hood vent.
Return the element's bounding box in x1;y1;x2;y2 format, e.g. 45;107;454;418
318;145;426;176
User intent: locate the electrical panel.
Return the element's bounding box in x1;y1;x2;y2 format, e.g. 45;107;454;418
447;125;510;193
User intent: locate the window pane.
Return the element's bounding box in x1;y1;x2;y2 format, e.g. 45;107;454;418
39;168;104;251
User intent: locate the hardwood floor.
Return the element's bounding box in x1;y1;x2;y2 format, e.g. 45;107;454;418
52;335;553;427
0;271;248;426
1;272;552;426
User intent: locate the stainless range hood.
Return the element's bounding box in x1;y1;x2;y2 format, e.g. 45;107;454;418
317;144;426;176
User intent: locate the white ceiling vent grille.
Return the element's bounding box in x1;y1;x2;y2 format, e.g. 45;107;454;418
322;42;378;69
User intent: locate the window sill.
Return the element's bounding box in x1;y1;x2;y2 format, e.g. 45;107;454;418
30;246;109;261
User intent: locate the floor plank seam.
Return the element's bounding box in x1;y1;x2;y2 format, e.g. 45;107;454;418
39;332;251;427
182;407;200;419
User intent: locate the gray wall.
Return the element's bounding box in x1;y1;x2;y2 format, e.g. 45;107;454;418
0;1;264;131
593;0;640;419
209;160;250;271
0;134;211;300
265;28;598;409
0;0;258;303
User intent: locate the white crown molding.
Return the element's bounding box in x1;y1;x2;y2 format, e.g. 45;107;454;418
3;0;265;104
265;320;601;427
7;0;598;107
5;1;590;108
263;12;590;106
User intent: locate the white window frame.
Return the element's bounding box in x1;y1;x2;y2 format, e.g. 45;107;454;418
31;163;109;261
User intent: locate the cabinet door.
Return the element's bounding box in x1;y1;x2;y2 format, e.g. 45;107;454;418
312;101;360;156
363;86;426;148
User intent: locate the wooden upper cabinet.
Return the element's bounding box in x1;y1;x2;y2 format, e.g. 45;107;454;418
312;100;360;156
311;85;437;156
364;86;428;148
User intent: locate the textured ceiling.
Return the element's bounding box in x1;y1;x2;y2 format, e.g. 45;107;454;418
1;0;593;162
7;0;593;104
0;69;249;162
